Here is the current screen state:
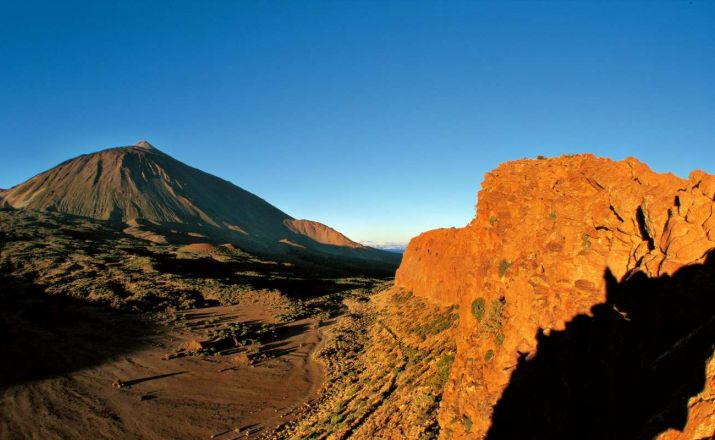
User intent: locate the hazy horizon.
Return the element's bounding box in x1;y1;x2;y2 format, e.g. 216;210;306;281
2;1;714;243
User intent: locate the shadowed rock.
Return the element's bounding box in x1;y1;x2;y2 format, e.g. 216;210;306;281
487;251;715;439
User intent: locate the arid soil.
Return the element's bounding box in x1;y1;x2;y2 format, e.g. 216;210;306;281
0;258;457;440
0;291;328;440
0;208;388;439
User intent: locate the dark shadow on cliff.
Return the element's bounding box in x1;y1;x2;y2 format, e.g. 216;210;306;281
487;249;715;440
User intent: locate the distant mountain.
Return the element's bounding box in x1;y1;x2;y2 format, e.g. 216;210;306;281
0;141;400;271
359;241;407;254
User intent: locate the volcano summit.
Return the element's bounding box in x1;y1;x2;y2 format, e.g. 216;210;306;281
0;141;399;272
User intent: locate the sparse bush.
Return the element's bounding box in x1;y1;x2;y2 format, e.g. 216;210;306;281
495;332;505;346
432;353;455;391
416;392;436;408
463;415;474;433
276;299;312;322
204;321;272;351
484;297;507;335
582;233;592;250
485;349;494;362
471;298;486;321
403;345;420;363
411;307;458;340
489;215;498;226
498;259;511;278
329;413;343;425
548;211;557;220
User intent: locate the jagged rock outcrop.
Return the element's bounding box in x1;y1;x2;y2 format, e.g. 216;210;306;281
1;141;400;271
395;154;715;438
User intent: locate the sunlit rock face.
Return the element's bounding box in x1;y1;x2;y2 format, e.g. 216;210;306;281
396;154;715;439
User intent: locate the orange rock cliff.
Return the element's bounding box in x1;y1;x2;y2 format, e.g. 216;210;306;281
396;154;715;439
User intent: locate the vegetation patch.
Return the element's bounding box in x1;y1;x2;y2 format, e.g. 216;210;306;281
582;233;592;250
471;297;486;322
498;259;512;278
276;300;313;322
484;297;507;335
463;415;474;433
411;306;458;341
431;353;455;391
403;345;421;364
204;321;274;350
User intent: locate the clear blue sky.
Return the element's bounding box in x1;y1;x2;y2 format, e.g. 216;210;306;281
1;1;713;243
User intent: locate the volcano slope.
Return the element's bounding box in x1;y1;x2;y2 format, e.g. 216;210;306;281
396;155;715;439
0;141;399;273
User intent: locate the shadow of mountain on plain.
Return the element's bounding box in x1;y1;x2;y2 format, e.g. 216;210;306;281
118;216;401;277
146;249;377;298
0;275;156;390
487;249;715;440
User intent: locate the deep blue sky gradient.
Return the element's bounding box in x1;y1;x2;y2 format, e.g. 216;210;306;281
1;1;713;243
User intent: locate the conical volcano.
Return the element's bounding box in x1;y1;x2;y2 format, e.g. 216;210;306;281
1;141;399;270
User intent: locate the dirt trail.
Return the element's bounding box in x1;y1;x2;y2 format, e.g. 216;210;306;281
0;302;326;440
